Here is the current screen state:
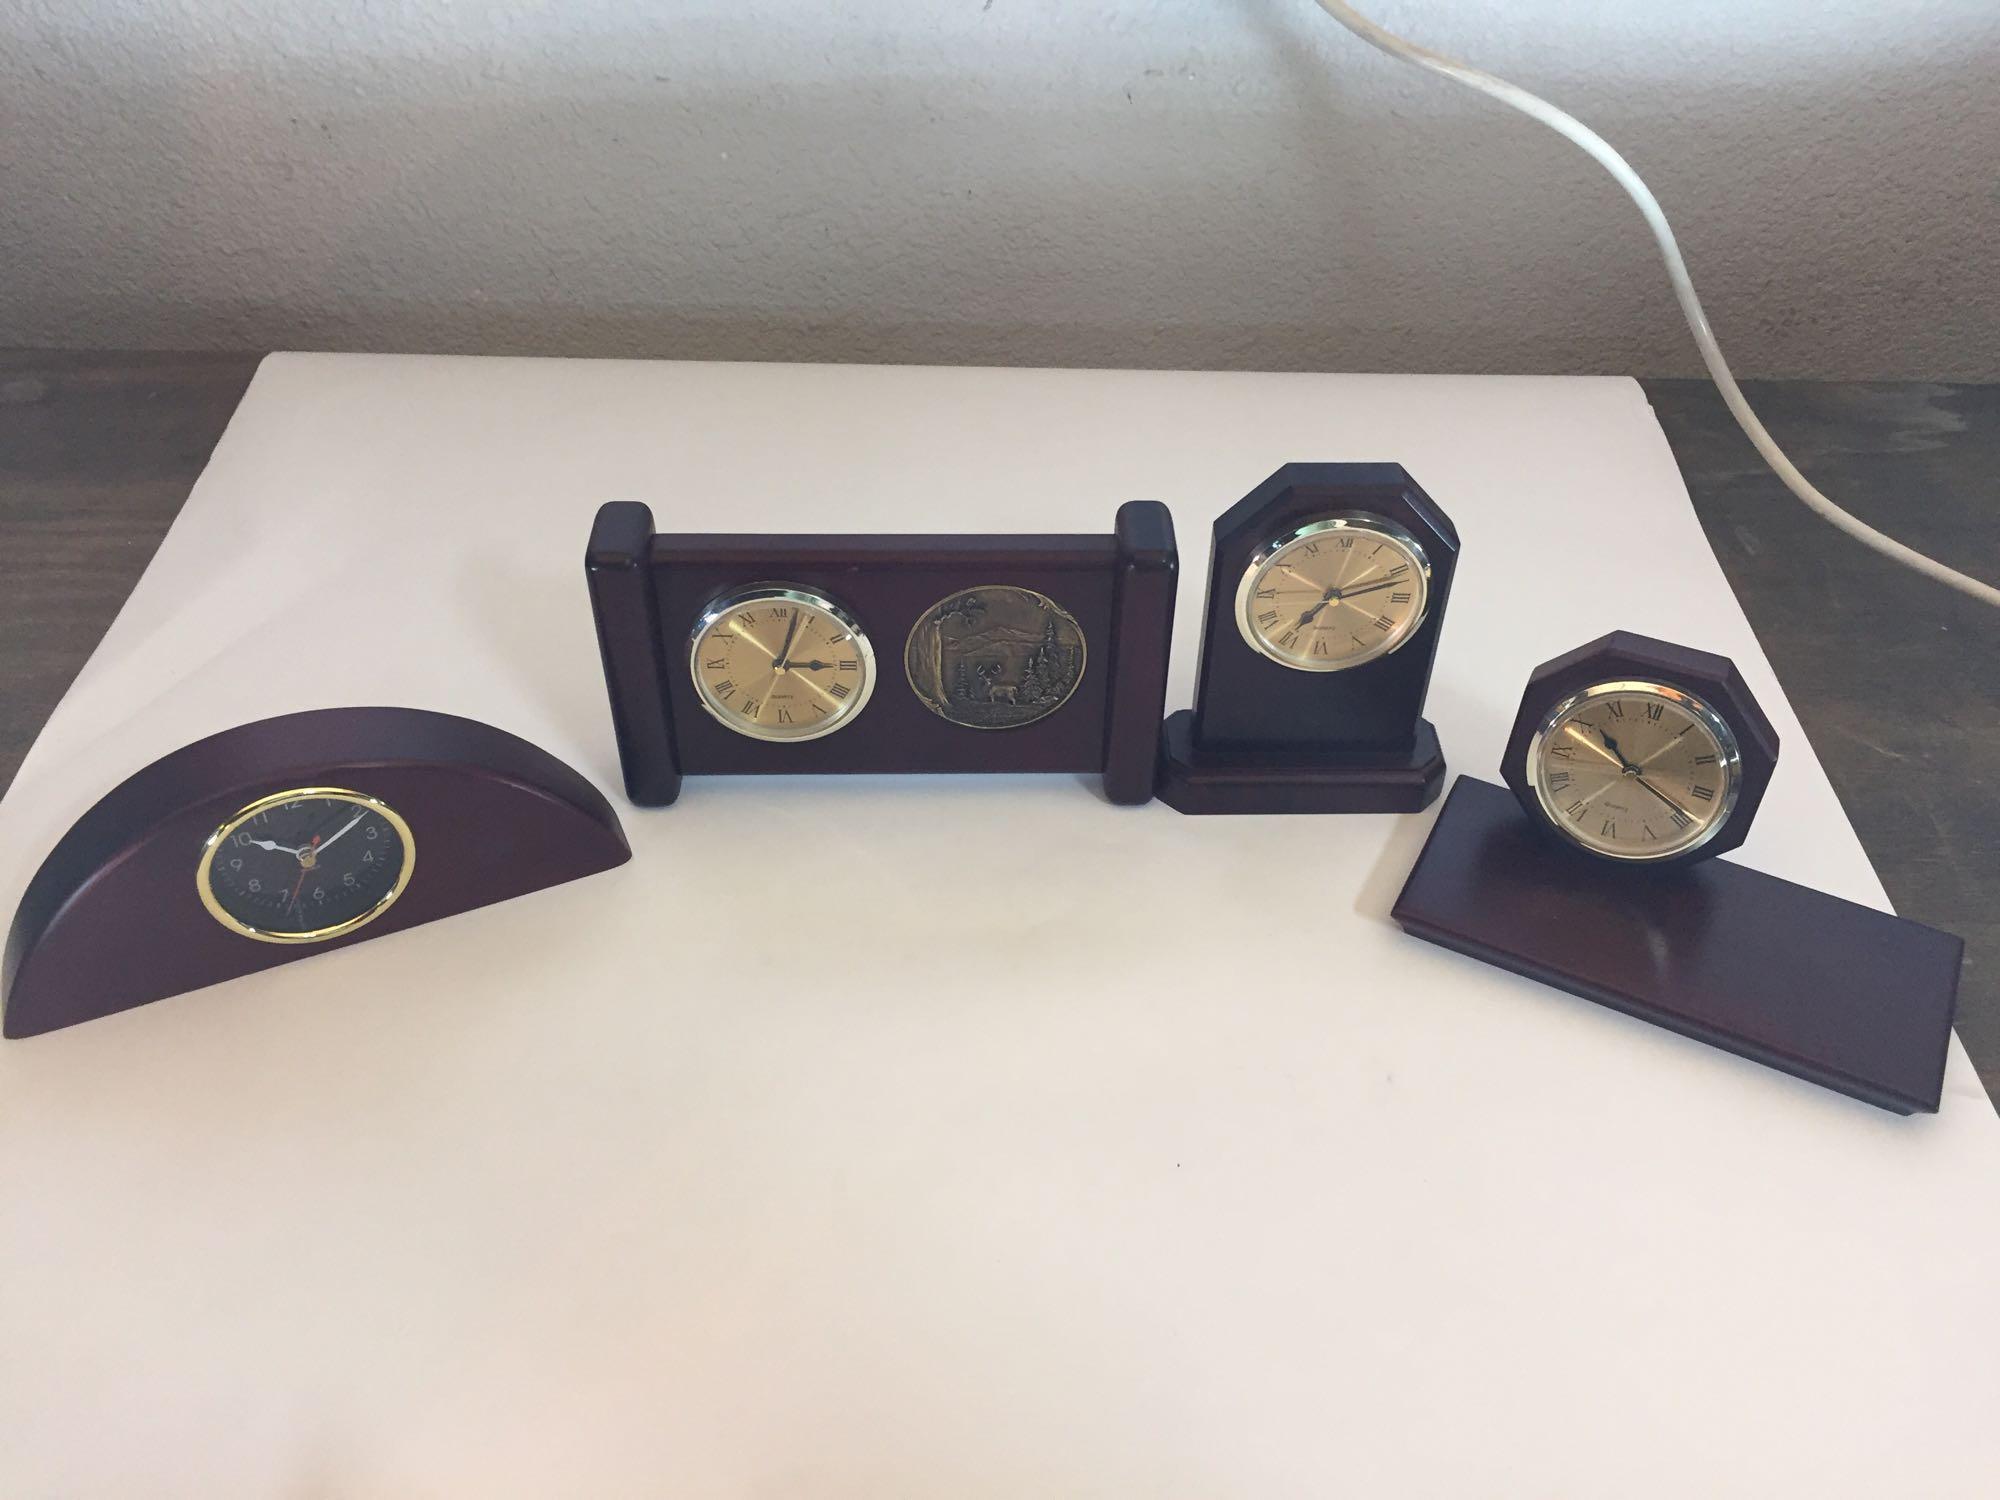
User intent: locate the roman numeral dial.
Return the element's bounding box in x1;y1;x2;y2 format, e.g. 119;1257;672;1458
1234;514;1431;672
688;585;876;742
1526;679;1742;861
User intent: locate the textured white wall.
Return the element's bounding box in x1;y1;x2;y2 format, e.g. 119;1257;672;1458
2;1;1995;378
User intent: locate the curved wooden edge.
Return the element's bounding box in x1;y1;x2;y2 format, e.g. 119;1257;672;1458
4;707;630;1038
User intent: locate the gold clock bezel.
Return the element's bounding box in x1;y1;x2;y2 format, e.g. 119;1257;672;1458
1234;513;1432;671
1525;679;1744;862
688;583;877;743
196;787;416;944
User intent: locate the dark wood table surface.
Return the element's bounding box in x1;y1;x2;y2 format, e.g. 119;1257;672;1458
2;352;1994;1099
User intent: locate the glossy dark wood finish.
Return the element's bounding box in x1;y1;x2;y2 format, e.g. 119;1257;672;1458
5;355;1995;1098
1158;462;1458;814
1394;777;1960;1114
1189;463;1459;751
1101;501;1180;804
586;501;681;805
1157;711;1444;814
1499;631;1781;867
3;707;630;1037
585;500;1179;804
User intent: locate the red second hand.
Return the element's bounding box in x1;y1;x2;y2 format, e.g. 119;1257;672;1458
288;835;319;911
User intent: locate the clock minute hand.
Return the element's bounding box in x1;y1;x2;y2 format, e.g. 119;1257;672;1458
1297;572;1400;625
1331;575;1398;602
772;608;803;670
1632;775;1695;821
314;810;368;855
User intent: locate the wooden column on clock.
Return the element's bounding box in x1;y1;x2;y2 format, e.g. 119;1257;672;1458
1157;463;1459;815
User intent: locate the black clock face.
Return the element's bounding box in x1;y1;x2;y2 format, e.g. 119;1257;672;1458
199;790;413;942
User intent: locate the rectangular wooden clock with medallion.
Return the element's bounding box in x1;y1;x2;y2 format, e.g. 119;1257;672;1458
584;500;1179;807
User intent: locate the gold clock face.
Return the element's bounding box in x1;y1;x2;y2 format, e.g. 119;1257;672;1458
1527;680;1743;860
197;787;415;943
1235;515;1430;670
689;585;875;741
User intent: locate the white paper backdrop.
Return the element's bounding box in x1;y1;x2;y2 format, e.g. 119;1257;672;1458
1;355;1994;1497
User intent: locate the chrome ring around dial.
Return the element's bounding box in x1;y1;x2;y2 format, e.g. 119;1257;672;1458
1234;514;1431;671
688;584;877;742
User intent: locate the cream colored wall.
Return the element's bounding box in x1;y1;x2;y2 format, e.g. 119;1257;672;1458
3;0;1995;377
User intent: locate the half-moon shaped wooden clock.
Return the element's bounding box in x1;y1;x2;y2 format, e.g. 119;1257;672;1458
3;708;630;1038
1157;462;1460;814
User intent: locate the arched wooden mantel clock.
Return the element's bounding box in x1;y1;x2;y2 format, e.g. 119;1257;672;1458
1157;462;1460;815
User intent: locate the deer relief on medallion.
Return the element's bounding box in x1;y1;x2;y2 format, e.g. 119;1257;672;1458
904;586;1088;730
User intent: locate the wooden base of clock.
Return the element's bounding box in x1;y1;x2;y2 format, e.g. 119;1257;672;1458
1392;777;1961;1115
1154;711;1445;815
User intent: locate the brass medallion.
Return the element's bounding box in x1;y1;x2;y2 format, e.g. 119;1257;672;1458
904;586;1087;730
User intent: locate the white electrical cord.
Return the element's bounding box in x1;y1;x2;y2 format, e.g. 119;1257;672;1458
1311;0;2000;609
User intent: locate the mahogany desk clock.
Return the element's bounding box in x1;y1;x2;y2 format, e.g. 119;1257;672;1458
585;500;1178;806
1156;462;1459;815
1394;632;1961;1114
3;708;630;1037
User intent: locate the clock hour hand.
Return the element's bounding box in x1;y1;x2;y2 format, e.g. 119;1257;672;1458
1562;723;1628;770
781;659;832;672
1593;726;1640;772
240;837;307;856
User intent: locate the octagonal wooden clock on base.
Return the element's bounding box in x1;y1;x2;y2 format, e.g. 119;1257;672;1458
1393;630;1964;1114
1498;631;1779;867
1157;462;1459;815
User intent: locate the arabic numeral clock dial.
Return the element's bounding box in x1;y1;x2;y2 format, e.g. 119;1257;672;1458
1237;514;1431;670
1501;631;1781;868
198;787;414;942
690;584;876;742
